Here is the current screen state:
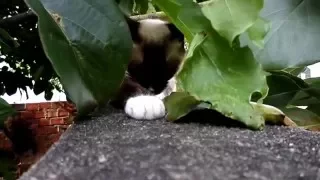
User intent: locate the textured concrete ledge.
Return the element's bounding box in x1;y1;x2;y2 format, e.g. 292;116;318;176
20;106;320;180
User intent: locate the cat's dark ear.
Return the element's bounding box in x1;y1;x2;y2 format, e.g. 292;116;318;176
166;23;184;42
124;15;141;42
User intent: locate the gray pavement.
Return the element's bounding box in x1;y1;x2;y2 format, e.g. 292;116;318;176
20;106;320;180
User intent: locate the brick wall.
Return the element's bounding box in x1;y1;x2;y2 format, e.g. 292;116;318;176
0;101;76;178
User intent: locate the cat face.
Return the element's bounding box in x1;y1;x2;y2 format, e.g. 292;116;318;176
126;17;185;94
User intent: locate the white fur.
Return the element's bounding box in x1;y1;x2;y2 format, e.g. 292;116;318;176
125;77;177;120
125;95;166;120
138;19;170;43
156;77;177;100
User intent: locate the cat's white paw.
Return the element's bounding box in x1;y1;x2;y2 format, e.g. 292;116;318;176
125;95;166;120
156;77;176;100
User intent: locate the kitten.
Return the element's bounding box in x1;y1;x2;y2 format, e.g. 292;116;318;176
110;16;185;120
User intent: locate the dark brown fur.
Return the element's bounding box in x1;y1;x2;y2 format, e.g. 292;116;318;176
110;17;185;108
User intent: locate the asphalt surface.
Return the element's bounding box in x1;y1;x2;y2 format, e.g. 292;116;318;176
20;106;320;180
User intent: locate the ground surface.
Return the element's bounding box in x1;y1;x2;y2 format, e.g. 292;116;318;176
20;106;320;180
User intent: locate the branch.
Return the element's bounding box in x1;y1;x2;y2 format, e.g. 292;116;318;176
131;12;167;21
0;10;36;28
130;1;211;21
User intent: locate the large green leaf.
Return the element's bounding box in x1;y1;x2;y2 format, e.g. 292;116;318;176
178;33;268;129
264;71;308;107
282;107;320;131
163;92;201;121
154;0;209;42
289;77;320;106
307;103;320;116
242;0;320;70
283;67;307;76
155;0;266;45
156;0;268;129
24;0;132;116
0;98;15;129
201;0;264;45
305;77;320;86
290;91;319;106
264;72;320;112
246;17;270;48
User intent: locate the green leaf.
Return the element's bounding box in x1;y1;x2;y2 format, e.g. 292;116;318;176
264;71;320;109
146;1;158;14
246;17;270;48
264;71;307;107
201;0;263;45
251;102;296;126
243;0;320;70
156;0;268;129
290;77;320;106
164;92;201;121
307;103;320;116
293;77;320;104
176;32;268;130
282;107;320;131
305;77;320;86
24;0;132;116
134;0;149;14
290;91;319;106
283;67;307;76
0;98;15;129
118;0;134;14
153;0;210;42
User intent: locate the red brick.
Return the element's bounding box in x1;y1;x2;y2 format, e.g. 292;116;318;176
50;118;65;125
19;111;34;120
26;103;39;111
38;118;50;126
57;109;69;117
17;163;32;175
34;111;45;118
49;134;61;143
39;102;52;109
35;135;57;153
35;135;46;142
35;137;49;153
57;125;71;132
46;109;58;118
37;126;58;135
51;102;65;109
26;118;38;125
12;103;26;111
64;116;75;124
64;103;76;112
